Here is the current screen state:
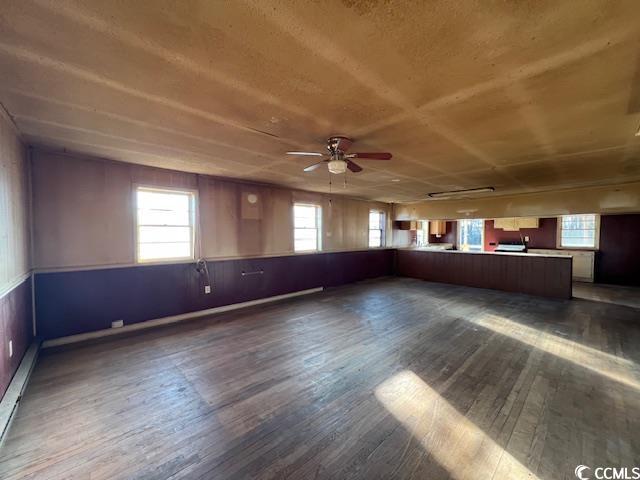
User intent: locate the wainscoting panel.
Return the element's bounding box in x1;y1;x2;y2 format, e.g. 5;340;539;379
35;249;396;340
0;278;33;400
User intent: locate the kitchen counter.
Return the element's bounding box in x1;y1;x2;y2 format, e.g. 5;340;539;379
402;247;573;259
397;248;572;299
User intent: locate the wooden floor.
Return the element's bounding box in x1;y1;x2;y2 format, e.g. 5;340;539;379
573;281;640;310
2;278;640;480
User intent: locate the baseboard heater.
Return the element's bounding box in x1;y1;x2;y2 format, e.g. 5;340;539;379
0;341;40;449
42;287;324;348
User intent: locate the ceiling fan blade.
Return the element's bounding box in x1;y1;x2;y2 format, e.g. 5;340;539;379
334;136;353;152
346;160;363;173
348;152;392;160
304;161;326;172
286;151;325;157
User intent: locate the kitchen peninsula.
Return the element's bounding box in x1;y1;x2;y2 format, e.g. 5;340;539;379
397;248;572;299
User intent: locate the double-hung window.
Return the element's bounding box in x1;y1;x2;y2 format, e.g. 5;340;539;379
369;210;385;247
136;186;195;262
294;203;321;252
559;214;599;249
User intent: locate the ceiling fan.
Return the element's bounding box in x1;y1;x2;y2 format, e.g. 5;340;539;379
287;136;392;174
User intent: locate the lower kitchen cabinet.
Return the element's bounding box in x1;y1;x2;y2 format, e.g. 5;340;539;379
528;248;595;282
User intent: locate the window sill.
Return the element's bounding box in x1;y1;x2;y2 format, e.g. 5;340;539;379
136;257;195;265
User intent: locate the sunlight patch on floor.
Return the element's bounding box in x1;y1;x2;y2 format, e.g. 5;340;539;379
375;370;539;480
471;314;640;391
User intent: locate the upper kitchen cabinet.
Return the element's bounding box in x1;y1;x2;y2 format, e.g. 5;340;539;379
494;217;539;231
429;220;447;235
517;217;539;229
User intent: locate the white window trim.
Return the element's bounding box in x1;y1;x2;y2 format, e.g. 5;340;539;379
293;203;322;253
457;218;485;252
134;185;198;264
368;210;386;248
556;214;600;250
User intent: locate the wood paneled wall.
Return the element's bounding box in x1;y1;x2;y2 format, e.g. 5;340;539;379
35;249;395;340
0;279;32;399
0;111;30;292
0;110;32;400
31;149;392;269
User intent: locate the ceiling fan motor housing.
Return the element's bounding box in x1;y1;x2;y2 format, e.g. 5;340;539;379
327;136;353;155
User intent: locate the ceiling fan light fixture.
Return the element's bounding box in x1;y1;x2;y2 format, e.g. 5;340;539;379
328;159;347;174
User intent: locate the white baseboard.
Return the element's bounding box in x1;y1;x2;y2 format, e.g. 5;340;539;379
0;341;40;448
42;287;324;348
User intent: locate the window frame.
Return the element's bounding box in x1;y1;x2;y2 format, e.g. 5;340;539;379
556;214;600;250
457;218;485;252
417;220;429;247
368;210;386;248
134;185;197;264
293;202;322;253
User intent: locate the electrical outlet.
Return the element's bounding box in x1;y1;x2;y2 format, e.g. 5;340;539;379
524;236;530;242
204;285;211;294
9;340;13;358
111;320;124;329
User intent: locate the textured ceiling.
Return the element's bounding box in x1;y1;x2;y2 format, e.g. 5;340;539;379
1;0;640;202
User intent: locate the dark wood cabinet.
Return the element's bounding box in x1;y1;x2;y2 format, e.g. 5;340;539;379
396;250;571;299
394;220;413;230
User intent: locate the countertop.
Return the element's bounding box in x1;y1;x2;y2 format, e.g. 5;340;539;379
401;247;573;259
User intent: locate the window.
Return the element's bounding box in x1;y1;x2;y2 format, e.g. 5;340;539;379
416;221;429;247
559;214;599;249
294;203;321;252
458;218;484;252
136;187;195;262
369;210;385;247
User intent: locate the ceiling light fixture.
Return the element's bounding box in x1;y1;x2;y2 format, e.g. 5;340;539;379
328;159;347;174
427;187;495;199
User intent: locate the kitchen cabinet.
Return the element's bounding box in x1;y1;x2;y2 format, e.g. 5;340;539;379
394;220;412;230
494;217;539;231
429;220;447;235
528;248;595;282
517;217;539;229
